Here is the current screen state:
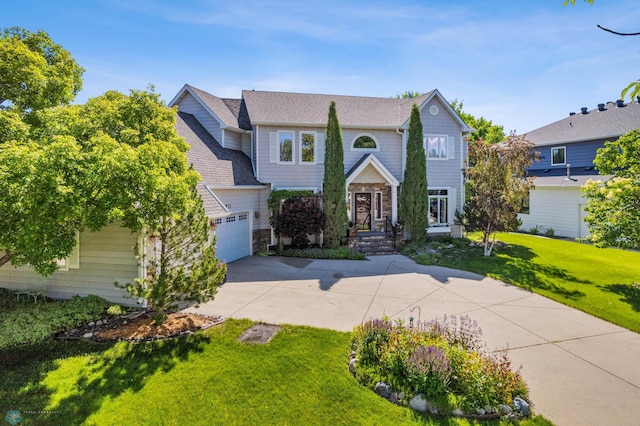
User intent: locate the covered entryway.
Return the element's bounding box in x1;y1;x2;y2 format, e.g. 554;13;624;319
213;211;252;263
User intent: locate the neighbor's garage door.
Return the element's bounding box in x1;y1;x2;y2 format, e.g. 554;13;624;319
213;212;251;263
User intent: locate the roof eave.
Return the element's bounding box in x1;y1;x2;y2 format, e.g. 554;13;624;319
529;133;625;146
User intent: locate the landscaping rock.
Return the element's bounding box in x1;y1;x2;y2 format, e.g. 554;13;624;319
96;320;104;326
82;332;94;338
476;407;486;415
397;392;405;401
374;382;392;398
497;404;512;416
88;321;95;327
409;394;428;412
445;244;455;249
452;408;464;416
348;358;358;373
427;248;437;254
389;392;399;404
484;405;496;414
513;397;530;416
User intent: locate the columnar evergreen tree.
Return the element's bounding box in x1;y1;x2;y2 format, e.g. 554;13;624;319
322;101;348;248
400;104;429;243
124;182;227;325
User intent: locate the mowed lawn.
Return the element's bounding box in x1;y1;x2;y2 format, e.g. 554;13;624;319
429;233;640;333
1;319;551;426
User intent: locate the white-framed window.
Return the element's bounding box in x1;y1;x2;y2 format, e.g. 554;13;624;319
374;191;383;220
551;146;566;166
425;135;447;159
428;189;449;227
351;133;379;151
300;131;316;164
278;131;294;163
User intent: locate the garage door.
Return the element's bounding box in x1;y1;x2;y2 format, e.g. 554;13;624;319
213;212;251;263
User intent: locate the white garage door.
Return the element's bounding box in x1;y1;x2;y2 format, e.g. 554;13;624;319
213;212;251;263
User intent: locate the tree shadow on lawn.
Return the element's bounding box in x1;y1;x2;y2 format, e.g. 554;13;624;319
599;283;640;312
472;244;589;301
2;333;210;425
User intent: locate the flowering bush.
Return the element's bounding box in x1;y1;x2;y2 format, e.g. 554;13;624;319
351;315;529;415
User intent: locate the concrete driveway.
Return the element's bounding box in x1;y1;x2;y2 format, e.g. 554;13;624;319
186;254;640;426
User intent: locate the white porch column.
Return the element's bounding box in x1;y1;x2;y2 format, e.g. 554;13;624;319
391;184;398;223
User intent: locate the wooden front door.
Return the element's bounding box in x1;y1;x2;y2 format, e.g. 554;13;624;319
355;193;372;231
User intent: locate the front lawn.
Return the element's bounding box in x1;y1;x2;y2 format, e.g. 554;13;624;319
1;317;551;425
406;233;640;333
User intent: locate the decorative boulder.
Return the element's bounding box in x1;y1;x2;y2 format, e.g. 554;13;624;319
497;404;513;416
348;358;358;373
409;394;428;412
513;397;531;416
374;382;392;398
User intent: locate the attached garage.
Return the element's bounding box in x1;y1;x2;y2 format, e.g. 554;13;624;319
212;211;252;263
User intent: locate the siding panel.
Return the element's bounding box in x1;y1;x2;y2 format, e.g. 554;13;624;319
0;224;140;306
177;92;223;143
517;187;585;238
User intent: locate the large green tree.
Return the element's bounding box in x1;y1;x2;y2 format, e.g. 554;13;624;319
581;129;640;250
450;100;506;144
400;104;429;243
564;0;640;100
457;135;538;256
322;101;348;248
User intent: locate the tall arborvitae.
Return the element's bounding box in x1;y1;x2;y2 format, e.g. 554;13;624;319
322;101;348;248
400;104;429;243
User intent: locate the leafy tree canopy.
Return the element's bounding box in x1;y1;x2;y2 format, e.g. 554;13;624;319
456;135;538;256
0;27;84;113
450;100;506;144
581;129;640;250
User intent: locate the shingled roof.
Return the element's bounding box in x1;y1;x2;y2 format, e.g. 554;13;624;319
175;111;261;187
241;89;434;128
525;101;640;146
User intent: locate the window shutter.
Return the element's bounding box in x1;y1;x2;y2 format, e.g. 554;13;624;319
448;188;457;224
269;132;278;163
316;132;325;164
447;136;455;160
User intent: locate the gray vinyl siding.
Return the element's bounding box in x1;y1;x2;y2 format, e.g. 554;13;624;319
213;188;269;230
256;125;404;189
241;133;252;158
223;128;243;151
420;97;465;216
0;223;140;306
177;92;223;144
518;186;586;238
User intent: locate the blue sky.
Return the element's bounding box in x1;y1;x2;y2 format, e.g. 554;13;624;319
3;0;639;133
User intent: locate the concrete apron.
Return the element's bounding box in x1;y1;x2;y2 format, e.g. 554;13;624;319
185;255;640;426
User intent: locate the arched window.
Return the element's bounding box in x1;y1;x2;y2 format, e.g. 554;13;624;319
352;134;378;150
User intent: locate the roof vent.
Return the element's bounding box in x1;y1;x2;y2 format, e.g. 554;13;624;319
597;103;606;111
569;112;576;116
616;99;625;108
581;107;588;114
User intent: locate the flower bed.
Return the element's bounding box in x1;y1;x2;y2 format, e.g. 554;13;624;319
350;315;532;419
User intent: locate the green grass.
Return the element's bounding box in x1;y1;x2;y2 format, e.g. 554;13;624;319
409;233;640;333
1;319;551;425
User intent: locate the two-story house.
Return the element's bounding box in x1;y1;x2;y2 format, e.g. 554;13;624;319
0;85;469;306
170;84;471;260
518;99;640;239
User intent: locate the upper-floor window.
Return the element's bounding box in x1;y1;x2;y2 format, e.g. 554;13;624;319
352;134;379;151
551;146;566;166
425;135;450;159
278;131;294;163
300;131;316;164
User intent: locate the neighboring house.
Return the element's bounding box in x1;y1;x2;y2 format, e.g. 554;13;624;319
170;84;471;253
518;99;640;239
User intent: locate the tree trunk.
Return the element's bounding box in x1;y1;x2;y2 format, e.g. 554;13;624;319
0;251;11;268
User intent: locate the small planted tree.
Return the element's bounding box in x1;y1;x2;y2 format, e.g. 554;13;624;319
275;196;325;249
323;101;348;248
400;104;429;243
458;135;538;256
124;183;227;325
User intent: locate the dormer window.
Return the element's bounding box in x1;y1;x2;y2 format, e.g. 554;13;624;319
352;134;379;151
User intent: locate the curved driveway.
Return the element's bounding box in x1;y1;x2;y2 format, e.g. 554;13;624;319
186;254;640;426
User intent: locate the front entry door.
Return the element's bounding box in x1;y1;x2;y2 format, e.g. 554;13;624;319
355;193;372;231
